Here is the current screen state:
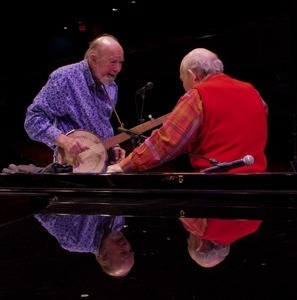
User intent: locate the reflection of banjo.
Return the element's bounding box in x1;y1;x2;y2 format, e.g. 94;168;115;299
57;114;169;173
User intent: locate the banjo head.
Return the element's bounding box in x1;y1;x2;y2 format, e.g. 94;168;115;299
57;130;108;173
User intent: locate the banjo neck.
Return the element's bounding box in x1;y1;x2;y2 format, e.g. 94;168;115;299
103;113;170;149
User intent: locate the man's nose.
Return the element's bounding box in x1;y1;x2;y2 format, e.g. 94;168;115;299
120;240;131;249
114;63;122;72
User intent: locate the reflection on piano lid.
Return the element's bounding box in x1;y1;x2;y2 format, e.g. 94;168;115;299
0;172;297;221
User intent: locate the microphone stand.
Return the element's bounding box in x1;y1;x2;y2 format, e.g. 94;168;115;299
118;127;148;149
290;113;297;173
139;91;146;124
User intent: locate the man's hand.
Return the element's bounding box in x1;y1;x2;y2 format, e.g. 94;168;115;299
108;146;126;165
56;134;90;159
106;164;124;173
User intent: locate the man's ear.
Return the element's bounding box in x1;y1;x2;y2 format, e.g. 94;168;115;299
90;53;97;65
187;68;196;80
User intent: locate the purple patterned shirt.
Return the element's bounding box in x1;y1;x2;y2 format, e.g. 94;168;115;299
34;214;125;254
24;59;118;148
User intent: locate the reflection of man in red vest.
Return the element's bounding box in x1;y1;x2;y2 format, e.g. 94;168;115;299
180;218;262;267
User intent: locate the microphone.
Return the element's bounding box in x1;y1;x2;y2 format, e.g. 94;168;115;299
136;82;154;94
200;155;254;173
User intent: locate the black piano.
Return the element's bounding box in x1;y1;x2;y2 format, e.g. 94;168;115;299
1;172;297;222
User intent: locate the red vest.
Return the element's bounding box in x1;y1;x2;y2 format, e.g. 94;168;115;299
189;73;267;173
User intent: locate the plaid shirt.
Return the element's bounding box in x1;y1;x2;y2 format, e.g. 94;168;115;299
120;88;203;172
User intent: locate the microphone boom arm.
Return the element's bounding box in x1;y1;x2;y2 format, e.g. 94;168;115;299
117;127;148;142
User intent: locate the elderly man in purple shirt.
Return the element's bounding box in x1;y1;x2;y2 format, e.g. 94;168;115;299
24;33;126;169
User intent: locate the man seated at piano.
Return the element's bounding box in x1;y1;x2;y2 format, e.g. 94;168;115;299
107;47;267;267
107;47;268;175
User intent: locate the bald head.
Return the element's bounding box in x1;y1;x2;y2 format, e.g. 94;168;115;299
85;34;123;60
187;236;230;268
180;48;224;79
183;48;217;62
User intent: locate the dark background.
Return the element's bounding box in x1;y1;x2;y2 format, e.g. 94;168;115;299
1;1;297;298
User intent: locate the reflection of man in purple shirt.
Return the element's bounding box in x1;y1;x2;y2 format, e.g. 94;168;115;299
34;214;135;277
35;214;124;254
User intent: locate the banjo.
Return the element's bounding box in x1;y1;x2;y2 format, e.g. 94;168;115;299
57;113;170;173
